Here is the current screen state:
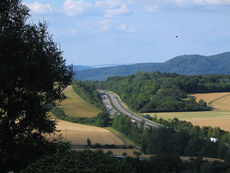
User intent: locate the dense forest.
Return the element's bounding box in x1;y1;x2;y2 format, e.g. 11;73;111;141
22;149;230;173
149;116;230;144
112;114;230;160
95;72;230;112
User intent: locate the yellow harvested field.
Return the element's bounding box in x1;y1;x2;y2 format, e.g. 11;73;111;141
189;92;230;104
189;118;230;131
210;94;230;111
147;92;230;131
56;85;100;118
147;111;230;131
51;120;125;145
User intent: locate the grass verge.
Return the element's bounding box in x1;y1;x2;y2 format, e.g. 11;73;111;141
106;127;135;147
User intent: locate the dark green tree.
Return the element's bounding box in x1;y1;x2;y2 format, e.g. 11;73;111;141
87;138;91;147
22;150;136;173
0;0;73;171
96;111;110;127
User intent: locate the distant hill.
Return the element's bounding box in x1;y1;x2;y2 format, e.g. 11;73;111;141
72;65;94;71
74;52;230;81
74;63;160;81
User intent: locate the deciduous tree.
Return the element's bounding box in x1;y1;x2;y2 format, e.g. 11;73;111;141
0;0;72;171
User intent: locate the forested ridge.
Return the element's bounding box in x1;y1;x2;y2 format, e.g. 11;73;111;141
75;52;230;81
95;72;230;112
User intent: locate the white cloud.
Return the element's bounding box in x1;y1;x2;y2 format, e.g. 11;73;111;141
95;1;123;8
135;0;230;12
63;0;92;16
105;4;130;18
24;2;53;14
117;24;136;32
95;0;131;18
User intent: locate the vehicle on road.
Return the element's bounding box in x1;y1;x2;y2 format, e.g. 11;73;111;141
131;119;137;124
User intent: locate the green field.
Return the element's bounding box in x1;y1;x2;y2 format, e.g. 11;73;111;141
56;85;100;118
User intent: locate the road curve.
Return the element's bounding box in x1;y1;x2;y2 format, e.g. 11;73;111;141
100;90;161;128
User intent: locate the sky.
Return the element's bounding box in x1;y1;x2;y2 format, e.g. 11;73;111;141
22;0;230;66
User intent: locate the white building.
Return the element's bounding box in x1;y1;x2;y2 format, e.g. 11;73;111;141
210;137;219;143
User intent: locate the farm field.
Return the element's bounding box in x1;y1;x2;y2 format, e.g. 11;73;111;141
209;94;230;111
189;92;230;105
56;85;100;118
146;92;230;131
51;120;125;146
147;111;230;131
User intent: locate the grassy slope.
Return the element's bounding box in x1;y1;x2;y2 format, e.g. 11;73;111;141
56;85;100;118
146;92;230;131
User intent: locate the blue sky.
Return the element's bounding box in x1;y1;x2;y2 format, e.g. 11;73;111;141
22;0;230;65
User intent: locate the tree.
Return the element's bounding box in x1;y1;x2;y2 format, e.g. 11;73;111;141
87;138;91;147
22;150;136;173
0;0;73;171
96;111;110;127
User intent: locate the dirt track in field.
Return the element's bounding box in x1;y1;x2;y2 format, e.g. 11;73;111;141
189;92;230;105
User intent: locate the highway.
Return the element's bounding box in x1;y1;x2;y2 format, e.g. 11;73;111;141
99;90;161;129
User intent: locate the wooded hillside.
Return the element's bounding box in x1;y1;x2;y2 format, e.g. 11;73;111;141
95;72;230;112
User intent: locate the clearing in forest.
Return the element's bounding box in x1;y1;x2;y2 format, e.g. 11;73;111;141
51;120;125;146
56;85;100;118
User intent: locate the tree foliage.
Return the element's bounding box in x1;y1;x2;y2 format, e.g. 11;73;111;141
112;114;230;160
0;0;72;171
22;150;136;173
96;72;230;112
72;80;104;110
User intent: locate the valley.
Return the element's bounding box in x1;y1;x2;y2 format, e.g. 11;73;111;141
3;1;230;171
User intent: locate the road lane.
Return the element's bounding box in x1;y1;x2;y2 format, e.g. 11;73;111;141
100;90;161;128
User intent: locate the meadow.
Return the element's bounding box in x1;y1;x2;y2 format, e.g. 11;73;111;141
56;85;100;118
